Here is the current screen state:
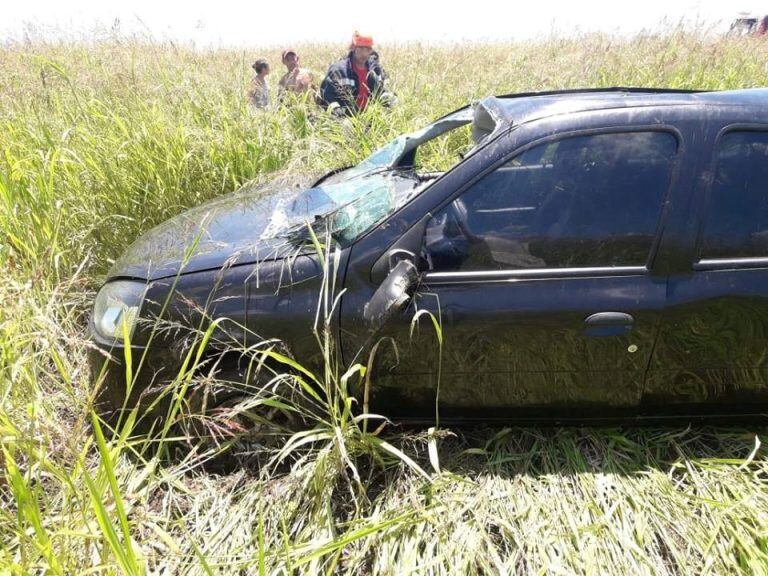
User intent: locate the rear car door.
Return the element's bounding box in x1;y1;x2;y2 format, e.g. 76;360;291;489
646;124;768;416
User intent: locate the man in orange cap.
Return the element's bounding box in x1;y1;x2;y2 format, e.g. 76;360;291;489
319;31;393;115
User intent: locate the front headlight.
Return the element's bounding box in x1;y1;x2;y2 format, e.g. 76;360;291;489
92;280;147;341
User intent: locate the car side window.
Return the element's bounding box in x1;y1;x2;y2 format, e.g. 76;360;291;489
423;131;677;272
699;131;768;261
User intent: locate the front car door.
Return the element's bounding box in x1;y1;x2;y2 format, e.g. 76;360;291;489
341;107;698;423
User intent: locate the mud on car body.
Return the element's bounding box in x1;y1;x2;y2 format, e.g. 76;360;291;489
90;87;768;425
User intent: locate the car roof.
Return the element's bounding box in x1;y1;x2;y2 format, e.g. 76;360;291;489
483;87;768;127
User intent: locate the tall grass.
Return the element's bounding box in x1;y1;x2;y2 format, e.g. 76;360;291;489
2;30;768;574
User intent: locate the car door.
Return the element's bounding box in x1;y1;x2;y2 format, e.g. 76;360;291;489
646;124;768;416
340;111;690;422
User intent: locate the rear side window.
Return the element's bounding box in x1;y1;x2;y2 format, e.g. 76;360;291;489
424;131;677;272
700;131;768;260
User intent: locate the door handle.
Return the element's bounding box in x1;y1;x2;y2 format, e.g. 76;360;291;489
583;312;634;337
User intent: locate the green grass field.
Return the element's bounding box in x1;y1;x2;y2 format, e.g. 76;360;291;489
2;31;768;574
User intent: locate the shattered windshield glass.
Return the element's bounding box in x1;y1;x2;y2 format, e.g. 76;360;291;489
262;174;422;244
344;136;410;178
331;97;509;184
327;175;421;242
260;98;511;246
330;107;475;182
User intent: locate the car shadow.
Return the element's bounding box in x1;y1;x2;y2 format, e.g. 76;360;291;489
392;424;768;479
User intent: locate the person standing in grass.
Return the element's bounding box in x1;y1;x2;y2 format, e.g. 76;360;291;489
277;49;315;100
248;59;270;108
318;32;394;116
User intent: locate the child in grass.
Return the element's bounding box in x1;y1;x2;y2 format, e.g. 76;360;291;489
248;59;271;108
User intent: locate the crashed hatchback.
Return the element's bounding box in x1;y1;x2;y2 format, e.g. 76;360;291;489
91;87;768;424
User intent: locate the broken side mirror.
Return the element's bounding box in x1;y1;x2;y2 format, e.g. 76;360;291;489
363;258;419;332
370;213;432;285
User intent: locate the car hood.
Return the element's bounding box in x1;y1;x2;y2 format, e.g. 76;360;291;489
109;176;331;281
108;171;411;281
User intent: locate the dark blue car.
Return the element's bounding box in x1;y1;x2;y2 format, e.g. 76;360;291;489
90;87;768;424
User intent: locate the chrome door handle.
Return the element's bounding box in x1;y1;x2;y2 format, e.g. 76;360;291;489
583;312;634;337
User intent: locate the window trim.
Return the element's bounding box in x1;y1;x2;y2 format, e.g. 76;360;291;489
423;125;683;281
424;266;648;285
693;124;768;271
694;258;768;272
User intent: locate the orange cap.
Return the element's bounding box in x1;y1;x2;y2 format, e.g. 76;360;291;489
351;31;374;48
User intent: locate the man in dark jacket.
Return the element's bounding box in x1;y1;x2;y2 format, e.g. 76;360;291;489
319;32;394;116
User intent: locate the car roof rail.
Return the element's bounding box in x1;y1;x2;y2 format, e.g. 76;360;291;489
494;86;711;99
431;86;711;124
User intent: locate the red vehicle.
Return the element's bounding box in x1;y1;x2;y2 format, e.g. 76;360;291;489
729;14;768;36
